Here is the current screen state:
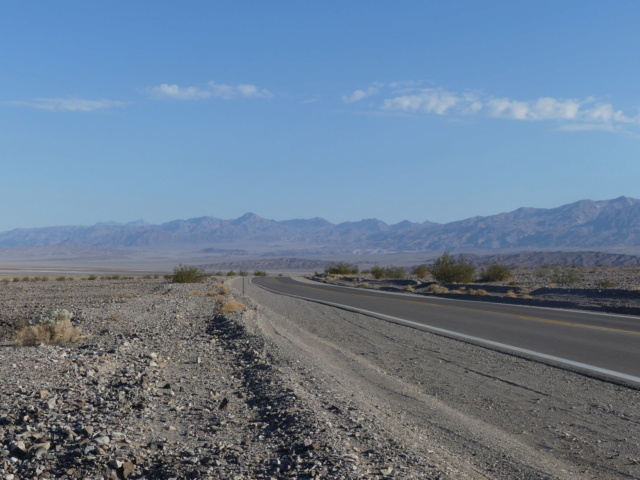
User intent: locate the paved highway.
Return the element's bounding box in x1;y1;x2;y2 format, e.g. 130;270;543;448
251;276;640;385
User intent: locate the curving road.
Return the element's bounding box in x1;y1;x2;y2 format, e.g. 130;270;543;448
251;276;640;385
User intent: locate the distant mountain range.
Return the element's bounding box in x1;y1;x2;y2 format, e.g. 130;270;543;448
2;197;640;253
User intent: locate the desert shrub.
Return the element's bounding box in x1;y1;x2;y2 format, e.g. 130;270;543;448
430;252;476;284
550;266;582;285
217;298;246;314
478;264;513;282
427;284;449;294
21;276;29;282
370;265;405;280
171;264;208;283
87;275;97;281
253;270;267;277
238;270;249;277
325;262;359;275
56;276;67;281
15;309;82;346
384;266;406;279
405;285;414;292
468;289;489;296
13;277;20;282
596;280;615;288
188;290;204;296
411;264;430;279
1;279;8;285
163;274;172;280
369;266;385;280
226;270;237;277
215;283;230;295
504;290;518;298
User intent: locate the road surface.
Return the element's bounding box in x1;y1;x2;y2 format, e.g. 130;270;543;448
251;276;640;385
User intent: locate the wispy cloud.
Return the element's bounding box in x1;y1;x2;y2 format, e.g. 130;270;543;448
8;97;128;112
341;86;380;104
345;83;639;129
148;81;273;100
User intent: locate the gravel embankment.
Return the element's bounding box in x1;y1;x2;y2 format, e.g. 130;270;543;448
0;278;453;479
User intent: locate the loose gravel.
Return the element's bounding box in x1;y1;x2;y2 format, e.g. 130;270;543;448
1;278;452;479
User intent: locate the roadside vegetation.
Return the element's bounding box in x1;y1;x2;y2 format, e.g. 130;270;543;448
430;252;476;284
171;264;209;283
15;309;82;346
325;262;359;275
370;265;406;280
478;263;513;282
411;264;429;279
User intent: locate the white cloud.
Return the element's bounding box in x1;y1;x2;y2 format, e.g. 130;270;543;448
148;84;210;100
382;88;459;114
365;83;639;129
8;97;128;112
341;87;379;104
149;81;273;100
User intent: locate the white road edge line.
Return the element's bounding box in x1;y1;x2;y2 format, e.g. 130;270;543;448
250;278;640;385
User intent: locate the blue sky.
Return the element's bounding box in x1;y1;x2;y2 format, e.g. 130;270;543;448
2;1;639;231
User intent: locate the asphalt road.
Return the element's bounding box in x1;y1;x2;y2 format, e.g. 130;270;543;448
251;276;640;385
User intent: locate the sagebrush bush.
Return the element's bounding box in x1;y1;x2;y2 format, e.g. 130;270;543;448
253;270;267;277
468;289;489;296
16;309;82;346
217;298;246;314
427;284;449;294
325;262;359;275
171;264;208;283
430;252;476;284
411;264;430;279
370;265;406;280
478;264;513;282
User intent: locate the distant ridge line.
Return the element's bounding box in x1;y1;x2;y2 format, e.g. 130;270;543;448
1;197;639;253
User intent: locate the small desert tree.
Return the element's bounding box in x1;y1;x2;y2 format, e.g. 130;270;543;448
430;252;475;284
